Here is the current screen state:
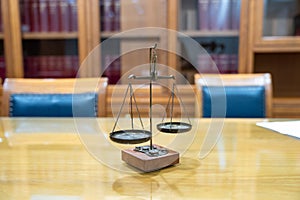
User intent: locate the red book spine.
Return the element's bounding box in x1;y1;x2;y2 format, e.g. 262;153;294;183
39;55;48;75
31;56;40;77
0;56;5;79
30;0;40;32
111;56;120;84
47;55;55;72
100;0;105;31
59;0;71;32
72;55;79;75
68;0;78;31
23;57;29;77
198;0;210;31
49;0;60;32
21;0;31;32
39;0;49;32
110;0;116;31
56;56;64;72
64;55;73;77
114;0;120;31
103;0;113;31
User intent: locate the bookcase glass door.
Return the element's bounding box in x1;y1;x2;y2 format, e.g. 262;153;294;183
99;0;168;84
19;0;79;78
178;0;241;83
263;0;300;37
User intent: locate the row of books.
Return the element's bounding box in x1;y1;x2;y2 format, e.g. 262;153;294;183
102;54;120;84
20;0;78;33
197;54;238;73
24;55;79;78
182;0;240;31
100;0;120;32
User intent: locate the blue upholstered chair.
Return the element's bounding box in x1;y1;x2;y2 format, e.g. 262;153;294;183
1;78;108;117
194;74;272;118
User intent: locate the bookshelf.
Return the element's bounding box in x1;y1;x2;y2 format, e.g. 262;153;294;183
240;0;300;117
19;0;79;78
99;0;168;84
1;0;98;78
175;0;241;83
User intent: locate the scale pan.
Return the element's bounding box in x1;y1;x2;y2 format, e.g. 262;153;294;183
110;129;151;144
157;122;192;133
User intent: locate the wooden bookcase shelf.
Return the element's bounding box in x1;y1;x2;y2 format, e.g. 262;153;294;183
180;30;239;38
101;30;163;39
22;32;78;40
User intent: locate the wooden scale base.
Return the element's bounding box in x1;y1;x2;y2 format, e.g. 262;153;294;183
122;145;179;172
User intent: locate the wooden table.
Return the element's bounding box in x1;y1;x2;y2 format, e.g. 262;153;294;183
0;118;299;199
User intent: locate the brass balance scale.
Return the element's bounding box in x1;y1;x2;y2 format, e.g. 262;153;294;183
109;44;192;172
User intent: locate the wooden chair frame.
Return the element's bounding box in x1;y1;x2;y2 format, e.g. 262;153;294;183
1;78;108;117
194;73;273;118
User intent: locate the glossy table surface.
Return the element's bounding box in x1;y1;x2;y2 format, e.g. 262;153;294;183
0;118;299;200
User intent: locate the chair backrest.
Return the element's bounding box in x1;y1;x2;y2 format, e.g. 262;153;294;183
194;73;272;118
1;78;108;117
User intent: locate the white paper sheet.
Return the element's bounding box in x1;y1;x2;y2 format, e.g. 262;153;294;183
256;121;300;139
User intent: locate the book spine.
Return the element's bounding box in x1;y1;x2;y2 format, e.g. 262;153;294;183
100;0;104;31
39;0;49;32
39;55;48;74
231;0;240;30
198;0;210;31
218;54;230;73
72;55;79;75
69;0;78;31
103;0;113;31
49;0;60;32
59;0;70;32
21;0;31;32
30;0;40;32
111;55;120;84
23;56;29;77
218;0;231;30
186;9;197;30
229;54;238;73
56;56;64;72
0;56;5;79
47;55;55;71
114;0;120;31
197;54;213;73
64;55;73;77
211;54;220;72
209;0;220;30
32;56;40;77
